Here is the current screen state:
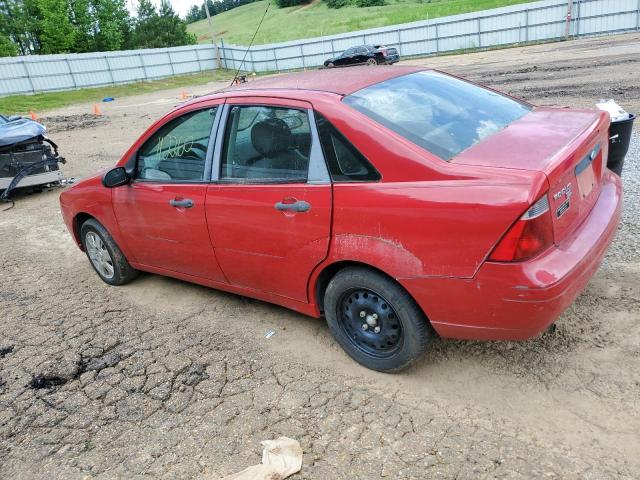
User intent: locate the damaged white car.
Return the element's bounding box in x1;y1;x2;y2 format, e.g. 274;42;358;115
0;114;66;206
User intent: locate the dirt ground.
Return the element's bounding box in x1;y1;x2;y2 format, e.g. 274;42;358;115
1;33;639;479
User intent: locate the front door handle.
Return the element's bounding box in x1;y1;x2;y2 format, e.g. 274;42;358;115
169;198;194;208
274;200;311;213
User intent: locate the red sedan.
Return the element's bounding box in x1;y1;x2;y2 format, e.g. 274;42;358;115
60;66;621;372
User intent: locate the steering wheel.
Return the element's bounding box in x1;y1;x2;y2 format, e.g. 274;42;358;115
182;143;207;160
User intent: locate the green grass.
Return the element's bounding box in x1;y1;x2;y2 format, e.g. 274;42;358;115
188;0;533;46
0;70;236;115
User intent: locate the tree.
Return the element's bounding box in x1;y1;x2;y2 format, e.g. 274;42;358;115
132;0;195;49
325;0;349;8
185;4;204;24
37;0;75;54
131;0;158;48
0;34;17;57
274;0;310;7
69;0;96;53
0;0;40;55
185;0;262;25
92;0;131;51
0;1;19;56
0;0;197;57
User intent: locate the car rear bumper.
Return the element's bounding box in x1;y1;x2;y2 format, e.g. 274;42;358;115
400;170;622;341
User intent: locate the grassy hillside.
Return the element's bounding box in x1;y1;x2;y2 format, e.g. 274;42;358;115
188;0;533;46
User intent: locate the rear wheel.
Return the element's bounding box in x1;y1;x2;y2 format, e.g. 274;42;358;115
324;267;433;372
80;218;138;286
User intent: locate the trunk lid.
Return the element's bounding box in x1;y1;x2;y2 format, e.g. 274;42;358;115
374;45;398;56
452;107;610;243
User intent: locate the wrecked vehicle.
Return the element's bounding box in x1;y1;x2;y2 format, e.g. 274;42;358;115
60;67;621;372
0;114;66;205
324;45;400;68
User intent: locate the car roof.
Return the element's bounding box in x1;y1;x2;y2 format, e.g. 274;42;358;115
223;65;425;96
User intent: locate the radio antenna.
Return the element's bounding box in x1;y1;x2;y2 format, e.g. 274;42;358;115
230;1;270;86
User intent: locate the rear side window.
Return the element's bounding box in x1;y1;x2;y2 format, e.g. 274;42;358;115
221;105;311;182
314;112;380;182
343;70;531;161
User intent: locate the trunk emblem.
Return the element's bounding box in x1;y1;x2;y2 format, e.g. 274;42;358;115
553;183;573;201
554;183;572;218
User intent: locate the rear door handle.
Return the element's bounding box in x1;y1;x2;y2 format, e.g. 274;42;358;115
169;198;194;208
274;200;311;213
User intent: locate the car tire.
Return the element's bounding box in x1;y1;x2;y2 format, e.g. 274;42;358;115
327;62;335;68
324;267;434;372
366;58;378;66
80;218;138;286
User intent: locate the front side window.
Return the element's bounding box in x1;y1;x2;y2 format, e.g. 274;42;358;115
314;112;380;182
343;71;532;161
221;105;311;182
137;107;216;181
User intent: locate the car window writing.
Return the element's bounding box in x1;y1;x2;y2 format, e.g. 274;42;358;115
221;105;311;182
343;71;531;161
314;112;380;182
136;107;216;181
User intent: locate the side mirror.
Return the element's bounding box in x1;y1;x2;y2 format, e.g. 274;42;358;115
102;167;129;188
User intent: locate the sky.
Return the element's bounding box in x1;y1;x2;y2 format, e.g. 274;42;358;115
126;0;200;18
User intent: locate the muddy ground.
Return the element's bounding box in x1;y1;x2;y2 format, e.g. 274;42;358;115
1;33;639;479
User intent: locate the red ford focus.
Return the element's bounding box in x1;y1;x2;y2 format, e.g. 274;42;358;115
60;66;621;372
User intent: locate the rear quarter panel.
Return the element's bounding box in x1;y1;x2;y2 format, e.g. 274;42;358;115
329;177;546;280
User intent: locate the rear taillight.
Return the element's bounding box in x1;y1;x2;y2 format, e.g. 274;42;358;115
489;194;554;262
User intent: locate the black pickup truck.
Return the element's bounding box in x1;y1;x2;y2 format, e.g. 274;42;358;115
323;44;400;68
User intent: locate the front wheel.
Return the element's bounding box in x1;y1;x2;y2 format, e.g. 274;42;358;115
366;58;378;66
324;267;434;372
80;218;138;286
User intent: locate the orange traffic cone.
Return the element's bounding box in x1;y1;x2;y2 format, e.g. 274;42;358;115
29;110;38;120
179;90;188;100
93;103;102;116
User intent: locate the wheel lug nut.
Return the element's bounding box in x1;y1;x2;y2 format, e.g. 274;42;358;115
374;326;381;333
361;324;368;331
359;311;366;318
372;313;378;320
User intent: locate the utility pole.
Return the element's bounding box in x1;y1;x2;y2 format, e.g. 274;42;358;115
204;0;222;69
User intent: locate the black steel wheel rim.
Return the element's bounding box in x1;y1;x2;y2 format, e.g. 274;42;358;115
337;288;403;358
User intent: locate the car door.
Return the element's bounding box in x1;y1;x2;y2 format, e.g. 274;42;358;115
336;48;355;66
205;98;332;302
112;102;227;282
355;46;369;64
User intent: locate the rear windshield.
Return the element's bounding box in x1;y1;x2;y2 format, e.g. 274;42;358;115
343;70;531;161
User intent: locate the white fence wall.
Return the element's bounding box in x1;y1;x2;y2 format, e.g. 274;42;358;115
0;44;220;97
1;0;639;97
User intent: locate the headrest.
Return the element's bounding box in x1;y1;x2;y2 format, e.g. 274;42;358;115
251;118;292;158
